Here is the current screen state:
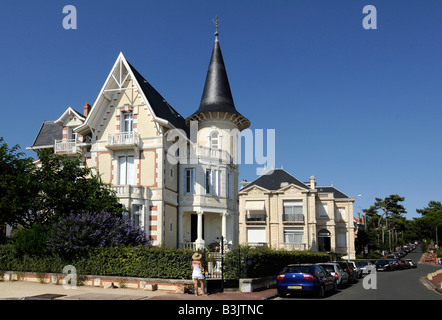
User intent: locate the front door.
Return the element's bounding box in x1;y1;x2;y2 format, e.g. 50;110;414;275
318;229;331;252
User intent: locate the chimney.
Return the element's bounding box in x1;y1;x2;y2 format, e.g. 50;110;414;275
83;103;91;117
309;176;316;190
240;179;250;188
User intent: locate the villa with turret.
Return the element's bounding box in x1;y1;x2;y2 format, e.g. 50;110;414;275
28;28;249;251
27;25;356;258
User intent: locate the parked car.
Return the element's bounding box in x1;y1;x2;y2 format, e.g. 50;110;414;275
276;264;337;298
405;258;417;268
375;259;394;271
390;259;404;270
317;263;350;288
337;261;357;283
348;261;362;278
357;260;374;274
399;259;410;269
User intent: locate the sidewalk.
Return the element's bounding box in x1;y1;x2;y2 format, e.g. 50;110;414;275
0;280;277;300
419;251;442;294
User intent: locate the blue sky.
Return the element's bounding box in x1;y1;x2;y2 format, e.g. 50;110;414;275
1;1;441;219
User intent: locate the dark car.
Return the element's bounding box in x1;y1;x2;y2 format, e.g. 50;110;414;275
375;259;394;271
276;264;337;298
337;261;357;283
390;259;403;270
399;259;410;269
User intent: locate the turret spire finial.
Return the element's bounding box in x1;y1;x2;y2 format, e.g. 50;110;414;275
213;16;219;38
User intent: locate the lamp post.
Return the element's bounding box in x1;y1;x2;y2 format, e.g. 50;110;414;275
348;195;362;261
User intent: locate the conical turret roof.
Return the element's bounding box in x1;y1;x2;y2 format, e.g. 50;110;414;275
186;35;250;131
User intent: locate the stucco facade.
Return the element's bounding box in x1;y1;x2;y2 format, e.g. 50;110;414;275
28;34;249;250
238;169;356;258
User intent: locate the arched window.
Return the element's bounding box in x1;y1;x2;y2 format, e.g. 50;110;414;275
209;130;219;149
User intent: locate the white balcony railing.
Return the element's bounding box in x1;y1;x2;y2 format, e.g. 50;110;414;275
55;139;78;154
107;132;140;149
198;146;232;163
283;243;307;251
110;185;146;199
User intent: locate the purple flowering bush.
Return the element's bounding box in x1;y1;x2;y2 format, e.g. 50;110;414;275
46;211;149;257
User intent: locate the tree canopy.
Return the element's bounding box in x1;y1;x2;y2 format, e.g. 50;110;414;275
0;138;125;229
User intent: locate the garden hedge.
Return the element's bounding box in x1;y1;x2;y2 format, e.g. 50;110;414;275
0;244;333;280
223;246;332;279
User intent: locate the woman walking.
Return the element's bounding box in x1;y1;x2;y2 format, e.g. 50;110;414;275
191;252;207;296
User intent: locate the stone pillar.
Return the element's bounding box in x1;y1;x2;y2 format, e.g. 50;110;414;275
195;211;205;249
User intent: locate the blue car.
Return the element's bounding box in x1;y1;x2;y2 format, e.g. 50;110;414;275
276;264;337;298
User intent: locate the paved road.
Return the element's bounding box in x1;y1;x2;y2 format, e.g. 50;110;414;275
277;248;442;300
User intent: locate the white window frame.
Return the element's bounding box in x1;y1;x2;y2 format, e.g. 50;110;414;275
119;156;134;185
337;233;347;247
185;168;195;194
122;112;134;133
283;200;304;221
284;227;304;244
205;169;220;196
337;207;346;222
319;202;329;218
132;204;143;228
247;227;266;244
209;130;220;149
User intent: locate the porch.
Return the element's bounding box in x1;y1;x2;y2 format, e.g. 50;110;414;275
179;210;235;250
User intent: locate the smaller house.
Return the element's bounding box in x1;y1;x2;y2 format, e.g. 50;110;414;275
238;168;356;259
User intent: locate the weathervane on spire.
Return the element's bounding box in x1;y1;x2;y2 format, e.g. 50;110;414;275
213;16;219;37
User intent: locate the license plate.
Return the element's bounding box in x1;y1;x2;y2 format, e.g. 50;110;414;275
288;285;302;289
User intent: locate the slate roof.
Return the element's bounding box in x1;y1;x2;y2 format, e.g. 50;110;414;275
127;61;188;133
316;186;350;199
29;121;62;149
241;169;310;191
186;38;250;130
241;168;350;199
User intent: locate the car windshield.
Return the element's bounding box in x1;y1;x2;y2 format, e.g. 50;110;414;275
281;266;311;274
358;261;368;266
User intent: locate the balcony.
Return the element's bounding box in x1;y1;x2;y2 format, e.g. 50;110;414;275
55;139;80;155
110;185;147;200
283;243;307;251
245;213;267;224
107;132;140;150
197;146;232;164
282;213;305;223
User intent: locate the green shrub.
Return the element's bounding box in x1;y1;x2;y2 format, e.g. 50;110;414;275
0;245;194;279
12;224;49;257
223;246;331;279
0;244;332;280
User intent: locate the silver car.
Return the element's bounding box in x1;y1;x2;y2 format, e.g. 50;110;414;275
357;260;374;274
317;263;350;288
348;261;363;278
